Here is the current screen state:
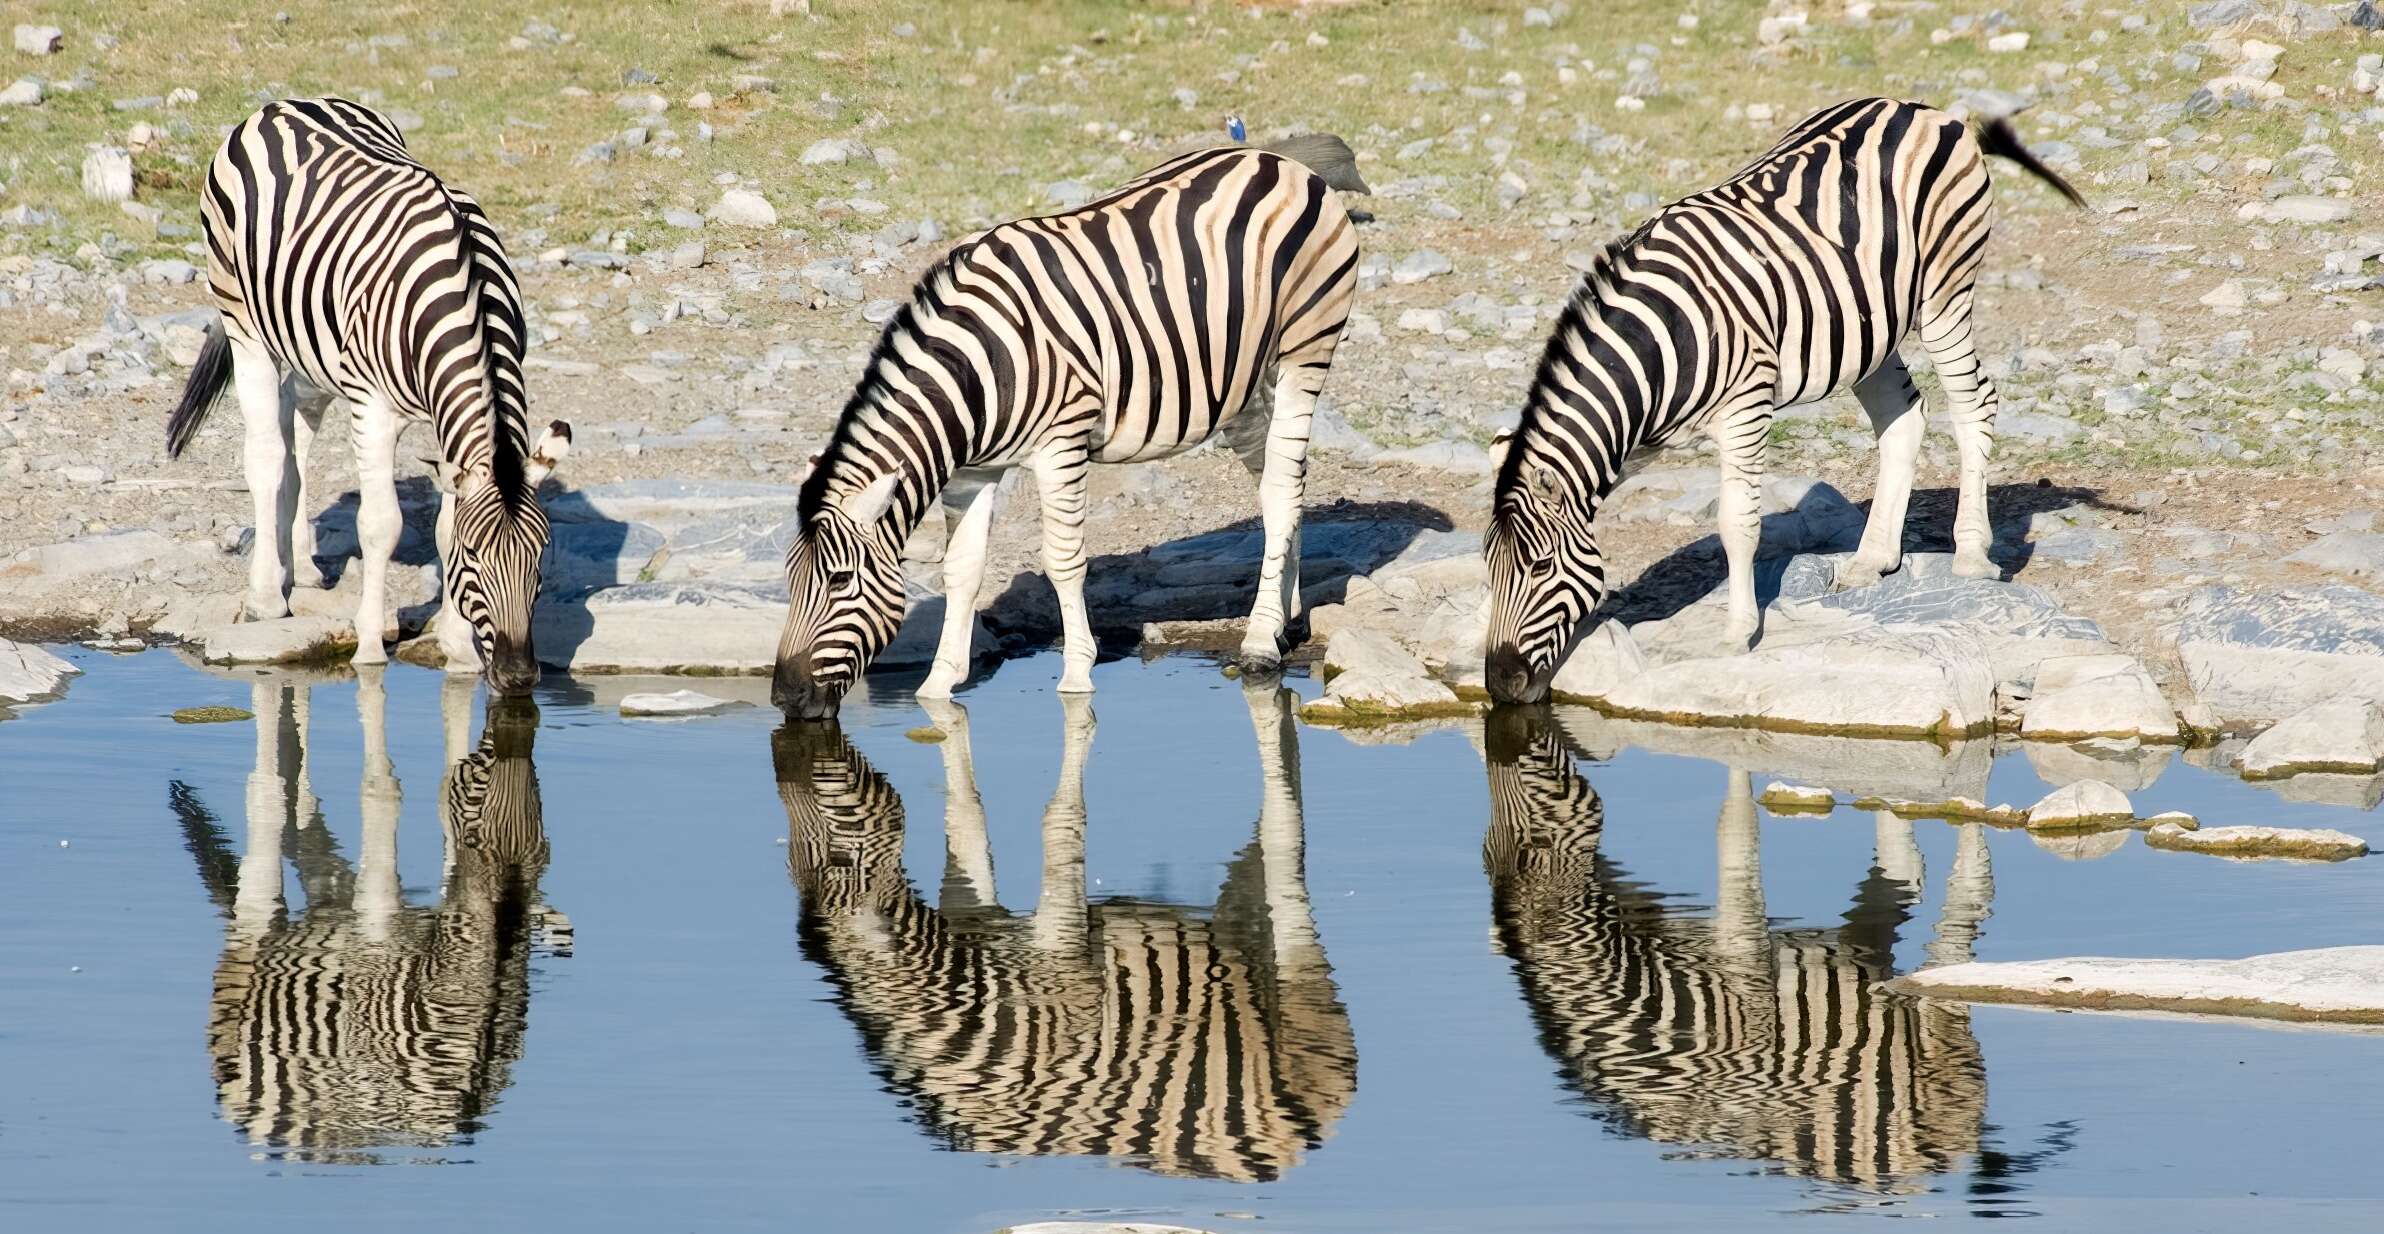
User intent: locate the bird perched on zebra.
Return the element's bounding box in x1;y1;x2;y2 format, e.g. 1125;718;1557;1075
772;132;1369;719
773;686;1354;1179
165;98;571;693
1483;98;2086;704
1482;709;1995;1191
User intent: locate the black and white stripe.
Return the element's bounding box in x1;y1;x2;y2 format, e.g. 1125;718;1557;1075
1484;98;2084;703
171;675;558;1160
1482;712;1991;1190
773;140;1365;718
773;687;1354;1180
166;97;570;693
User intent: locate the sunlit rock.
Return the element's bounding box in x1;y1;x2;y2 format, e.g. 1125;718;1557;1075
2146;823;2367;862
1892;946;2384;1025
2020;653;2180;742
0;638;79;706
2173;584;2384;724
2236;697;2384;780
2024;778;2135;831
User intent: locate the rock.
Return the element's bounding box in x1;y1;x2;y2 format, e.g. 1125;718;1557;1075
668;240;707;270
544;520;667;591
1303;628;1466;722
2200;280;2248;309
80;147;134;204
14;25;63;55
2146;823;2367;862
2030;526;2125;567
0;638;79;705
799;137;863;165
534;582;781;673
1561;709;1994;805
2261;195;2355;224
2021;654;2180;742
2023;737;2171;792
2172;585;2384;723
1390;250;1453;284
1043;180;1095;210
620;689;749;717
1375;440;1491;472
1986;31;2031;52
0;78;43;107
2236;698;2384;779
1890;946;2384;1025
198;616;359;665
1758;781;1835;812
709;189;777;229
1548;621;1644;703
2024;778;2134;830
2286;531;2384;579
1598;625;1995;739
2029;829;2131;861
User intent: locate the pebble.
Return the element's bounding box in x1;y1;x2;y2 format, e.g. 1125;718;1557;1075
80;148;134;204
0;78;43;108
709;189;777;229
14;25;64;55
1391;250;1453;285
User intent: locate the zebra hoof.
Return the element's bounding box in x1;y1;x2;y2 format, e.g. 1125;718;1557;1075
1829;559;1891;593
1236;648;1285;678
239;599;289;623
1951;552;2001;581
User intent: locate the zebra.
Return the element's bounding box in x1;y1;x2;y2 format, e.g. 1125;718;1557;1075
1481;709;1995;1192
771;136;1368;719
169;669;561;1161
772;685;1354;1180
1482;98;2086;704
165;97;571;694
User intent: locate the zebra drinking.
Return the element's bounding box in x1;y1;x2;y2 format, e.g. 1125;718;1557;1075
166;98;571;693
772;137;1367;719
170;670;565;1162
773;685;1355;1180
1483;99;2086;704
1482;709;2004;1193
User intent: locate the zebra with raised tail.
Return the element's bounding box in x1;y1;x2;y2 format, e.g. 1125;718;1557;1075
165;98;571;693
772;136;1367;719
1483;99;2086;704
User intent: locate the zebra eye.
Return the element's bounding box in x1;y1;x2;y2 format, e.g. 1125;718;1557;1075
826;568;858;594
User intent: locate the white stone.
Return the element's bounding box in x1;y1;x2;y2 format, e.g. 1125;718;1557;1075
2020;653;2180;741
1597;626;1995;739
2146;823;2367;862
80;146;133;203
1891;946;2384;1024
1986;31;2031;52
1548;621;1645;703
198;616;358;665
620;689;748;717
0;78;43;107
1304;628;1461;719
534;582;783;673
2024;778;2134;830
0;638;79;704
709;188;777;228
1757;780;1834;810
14;25;63;55
2262;195;2354;224
2237;697;2384;779
2199;279;2248;309
2174;585;2384;724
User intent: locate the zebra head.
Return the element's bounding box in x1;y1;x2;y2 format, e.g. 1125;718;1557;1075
771;719;909;923
774;471;907;720
436;422;570;695
1483;433;1604;705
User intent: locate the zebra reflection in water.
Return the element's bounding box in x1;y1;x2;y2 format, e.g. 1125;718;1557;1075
169;672;564;1163
1482;710;1995;1194
773;686;1355;1181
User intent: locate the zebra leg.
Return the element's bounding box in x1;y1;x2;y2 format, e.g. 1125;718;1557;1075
233;680;292;929
286;382;331;591
231;338;296;622
1030;694;1095;952
347;395;405;665
1712;402;1773;653
1920;295;2001;579
918;468;1001;701
1835;357;1925;592
1238;369;1320;673
1244;680;1320;963
921;698;998;913
1712;768;1768;966
1031;440;1099;695
354;664;403;942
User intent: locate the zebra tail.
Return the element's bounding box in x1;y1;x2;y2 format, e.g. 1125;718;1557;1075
164;316;232;459
1259;132;1371;195
1975;117;2088;210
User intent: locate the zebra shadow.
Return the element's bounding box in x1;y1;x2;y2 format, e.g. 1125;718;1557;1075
1601;481;2127;627
1481;709;2072;1208
772;684;1356;1181
978;498;1454;649
168;671;567;1164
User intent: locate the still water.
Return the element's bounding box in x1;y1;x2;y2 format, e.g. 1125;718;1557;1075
4;650;2382;1233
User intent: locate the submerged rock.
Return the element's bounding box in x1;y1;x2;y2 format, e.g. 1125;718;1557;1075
2172;585;2384;724
2146;823;2367;862
1891;946;2384;1025
0;638;79;705
2024;778;2135;831
2236;698;2384;779
1757;781;1834;812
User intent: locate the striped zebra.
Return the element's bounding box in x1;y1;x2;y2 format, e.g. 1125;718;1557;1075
1483;98;2086;703
773;686;1354;1180
772;137;1367;719
170;670;561;1161
1482;710;1994;1191
165;98;571;693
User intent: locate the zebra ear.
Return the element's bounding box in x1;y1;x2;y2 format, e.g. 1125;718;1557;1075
797;452;822;485
1527;463;1562;505
840;472;901;526
426;458;466;497
526;420;572;487
1489;430;1514;472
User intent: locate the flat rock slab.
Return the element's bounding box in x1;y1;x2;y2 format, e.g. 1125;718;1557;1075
198;616;358;665
534;581;972;675
2146;822;2367;862
0;638;79;705
2025;778;2136;830
1891;946;2384;1025
620;689;750;717
1304;627;1469;724
2236;697;2384;779
1598;624;1995;739
2021;653;2180;743
2173;584;2384;724
550;480;801;531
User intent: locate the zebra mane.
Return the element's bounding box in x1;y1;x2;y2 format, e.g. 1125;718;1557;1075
799;255;969;524
1497;219;1657;500
450;197;534;508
